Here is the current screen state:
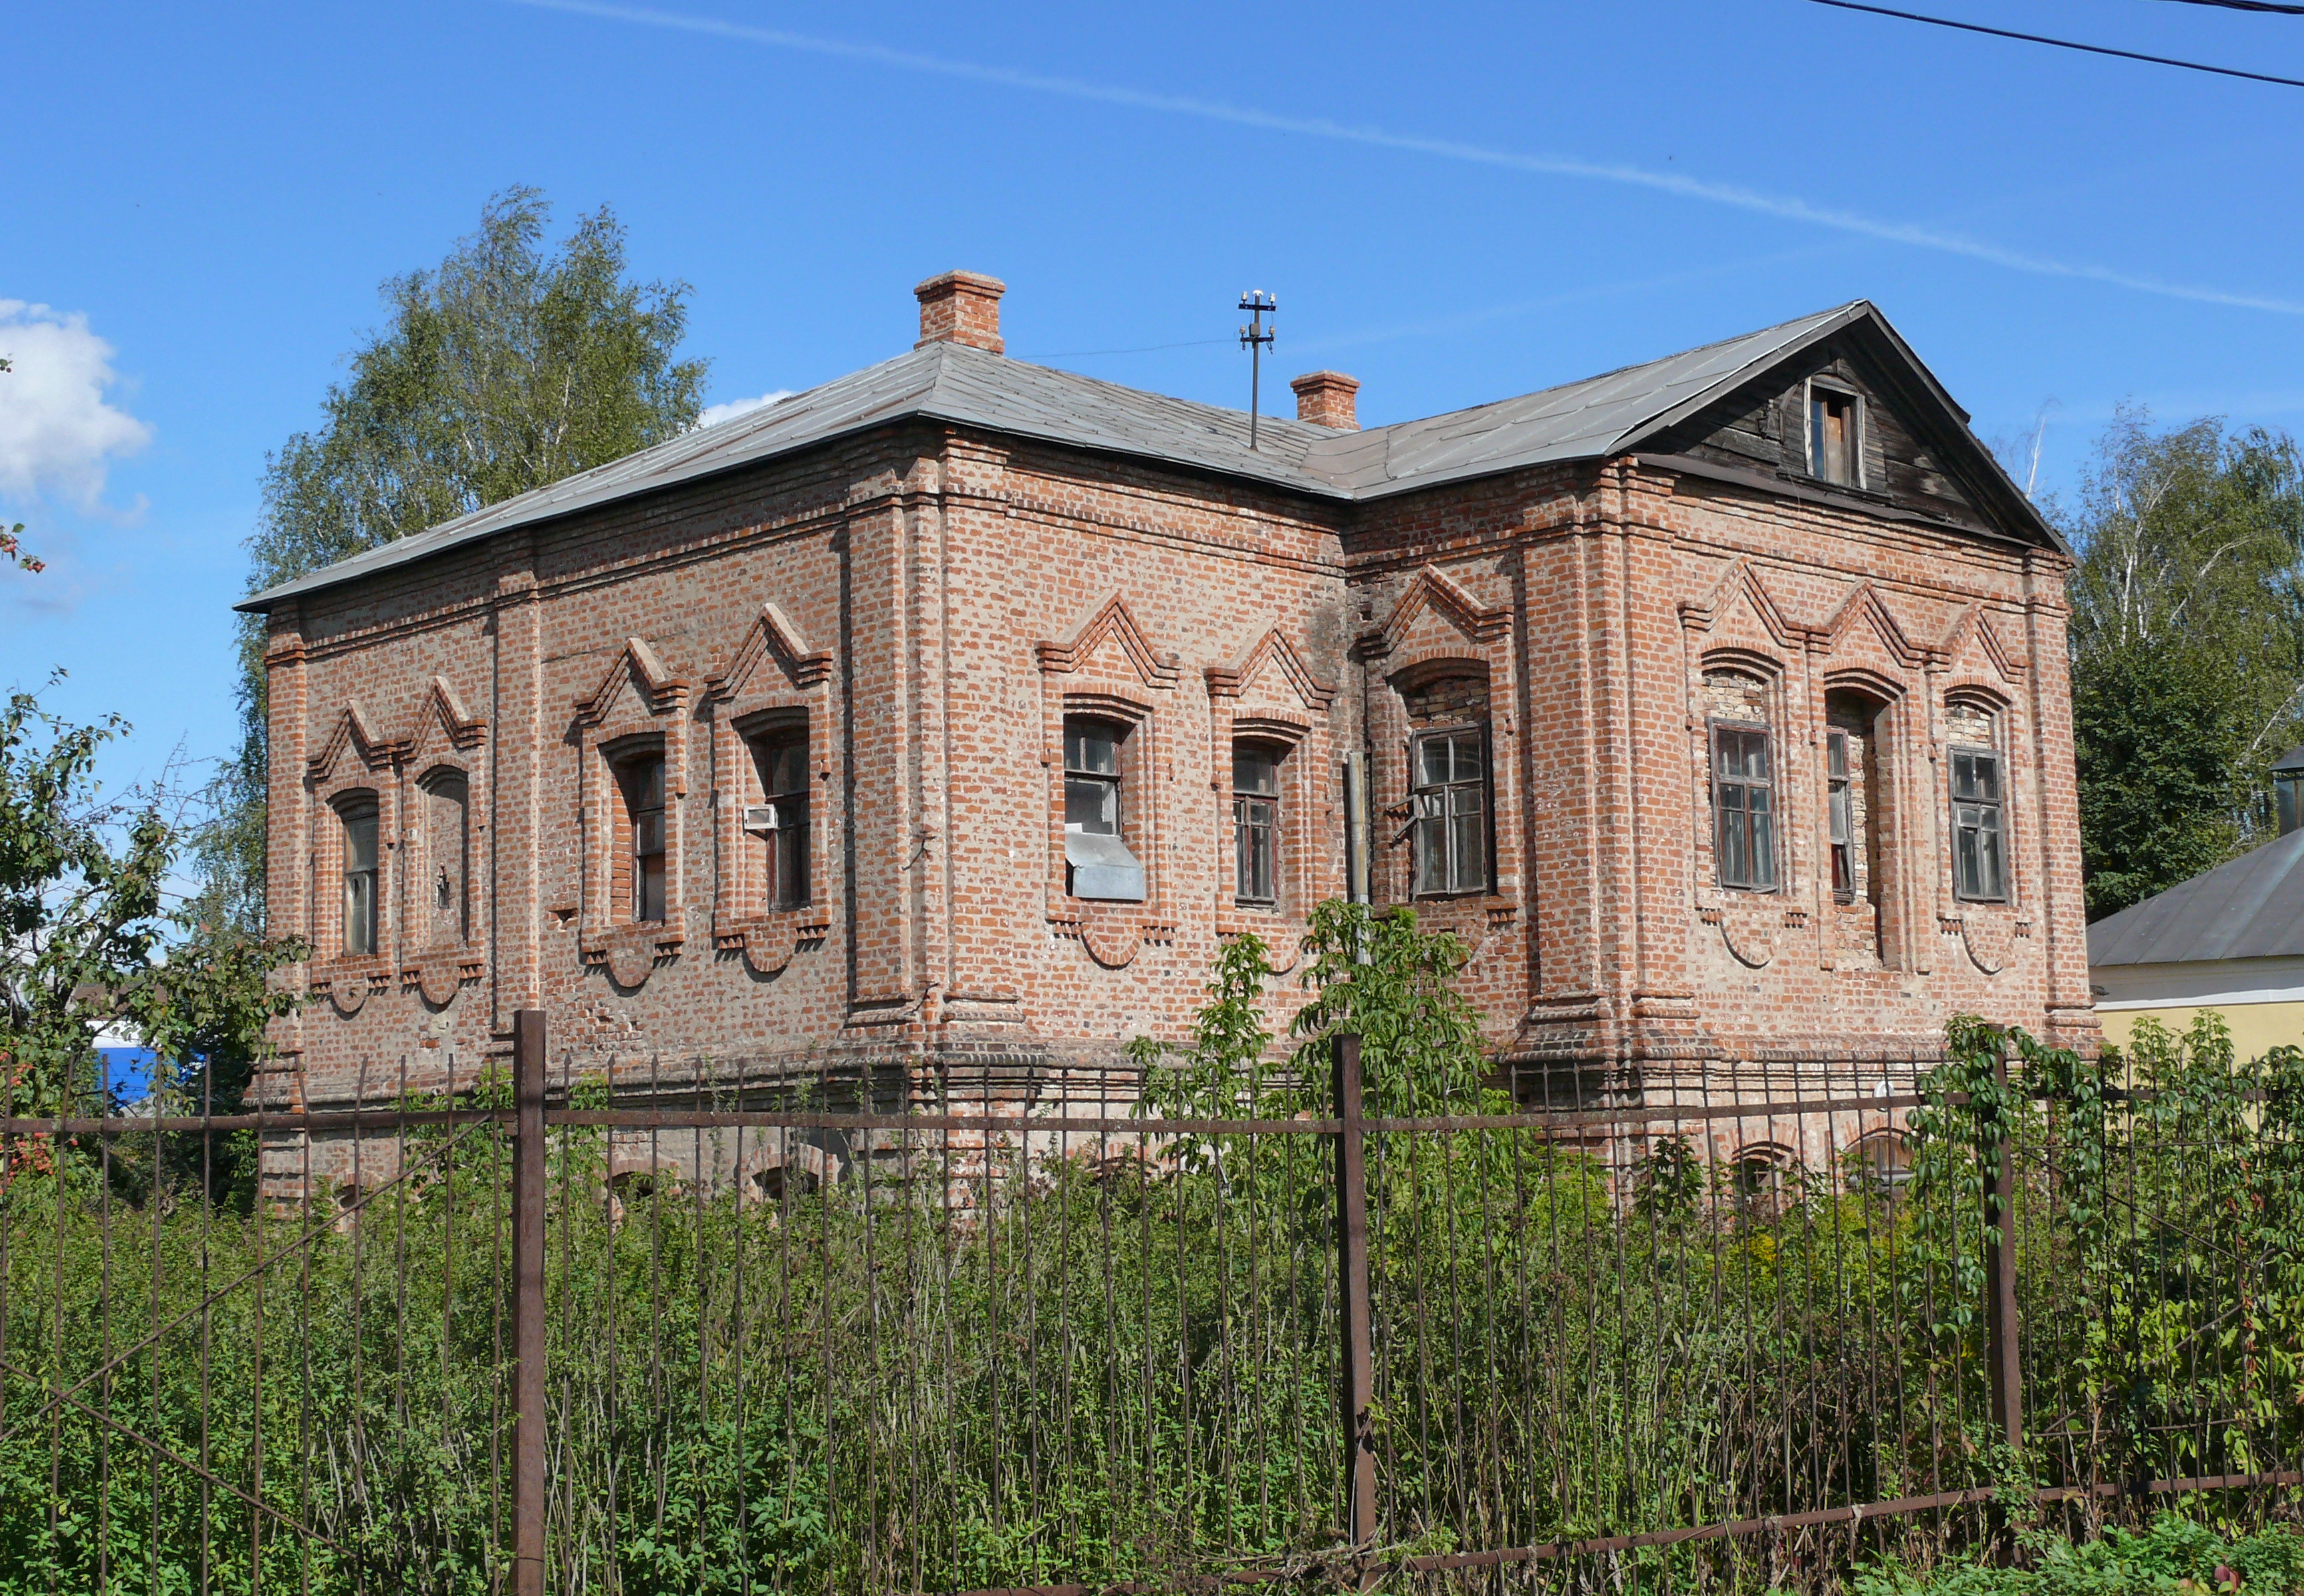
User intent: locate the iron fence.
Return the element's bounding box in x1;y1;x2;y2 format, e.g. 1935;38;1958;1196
2;1019;2299;1594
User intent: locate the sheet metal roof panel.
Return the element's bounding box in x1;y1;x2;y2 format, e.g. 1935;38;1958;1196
2087;828;2304;968
242;342;1350;609
1306;304;1857;497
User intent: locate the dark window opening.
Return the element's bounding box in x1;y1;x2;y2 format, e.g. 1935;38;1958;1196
1809;386;1860;487
1827;730;1854;902
747;731;811;911
1412;727;1487;896
423;769;469;944
339;795;379;957
1950;745;2007;902
622;755;668;924
1233;741;1283;906
1712;724;1777;892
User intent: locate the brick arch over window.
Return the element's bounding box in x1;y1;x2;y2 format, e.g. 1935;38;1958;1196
1355;561;1522;923
1934;685;2026;972
398;676;487;1007
574;637;692;989
1205;625;1337;956
704;603;834;974
305;701;402;1012
1035;594;1181;969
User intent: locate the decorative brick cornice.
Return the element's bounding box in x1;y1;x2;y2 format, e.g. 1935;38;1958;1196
705;602;834;698
1034;593;1182;686
1204;626;1337;710
1355;563;1510;660
306;700;402;782
1677;557;1807;650
1815;581;1926;668
575;636;690;726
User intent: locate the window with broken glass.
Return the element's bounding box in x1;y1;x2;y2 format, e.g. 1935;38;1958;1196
1411;727;1487;896
1950;746;2007;902
1712;722;1778;892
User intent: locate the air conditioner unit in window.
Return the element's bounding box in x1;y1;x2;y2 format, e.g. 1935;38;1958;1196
742;804;787;835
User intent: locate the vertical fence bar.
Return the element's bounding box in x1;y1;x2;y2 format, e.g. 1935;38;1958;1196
1982;1047;2023;1456
1333;1032;1378;1549
511;1010;547;1596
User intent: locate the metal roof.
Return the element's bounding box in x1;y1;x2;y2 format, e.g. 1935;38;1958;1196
2088;828;2304;968
2273;745;2304;773
240;299;2032;611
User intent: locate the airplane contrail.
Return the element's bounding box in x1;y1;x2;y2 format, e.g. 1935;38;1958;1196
501;0;2304;318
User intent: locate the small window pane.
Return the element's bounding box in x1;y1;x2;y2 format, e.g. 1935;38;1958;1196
1747;787;1776;888
343;868;374;956
1065;721;1120;776
763;737;807;796
1827;731;1848;781
1233;745;1280;796
342;807;377;871
1067;773;1118;835
1420;737;1454;787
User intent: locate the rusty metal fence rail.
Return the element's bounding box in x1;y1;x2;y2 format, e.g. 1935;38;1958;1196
3;1019;2299;1595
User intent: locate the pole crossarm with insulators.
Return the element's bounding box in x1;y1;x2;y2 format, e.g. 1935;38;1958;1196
1239;290;1276;452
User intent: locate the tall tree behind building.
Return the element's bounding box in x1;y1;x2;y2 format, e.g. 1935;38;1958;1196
2061;406;2304;919
197;188;708;932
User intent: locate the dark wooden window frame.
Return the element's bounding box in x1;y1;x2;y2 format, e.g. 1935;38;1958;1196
1231;738;1285;908
1408;722;1490;898
1948;741;2010;904
614;747;670;926
1805;378;1866;489
335;791;381;959
1826;730;1855;903
744;721;813;912
1710;718;1780;894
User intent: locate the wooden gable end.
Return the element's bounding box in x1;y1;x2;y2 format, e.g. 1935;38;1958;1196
1651;339;1997;537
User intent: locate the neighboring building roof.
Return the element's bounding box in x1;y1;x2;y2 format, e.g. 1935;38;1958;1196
2273;745;2304;773
240;299;2046;612
2088;828;2304;968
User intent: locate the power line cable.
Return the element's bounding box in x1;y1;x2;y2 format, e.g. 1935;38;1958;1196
1039;336;1233;358
1801;0;2304;86
2149;0;2304;15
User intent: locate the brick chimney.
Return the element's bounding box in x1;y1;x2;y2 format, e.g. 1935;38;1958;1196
1290;370;1360;430
914;271;1006;354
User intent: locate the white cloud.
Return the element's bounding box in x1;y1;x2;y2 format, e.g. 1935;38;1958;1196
696;390;795;430
0;301;154;513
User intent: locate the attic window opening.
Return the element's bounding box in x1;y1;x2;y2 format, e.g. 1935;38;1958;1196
1807;383;1863;489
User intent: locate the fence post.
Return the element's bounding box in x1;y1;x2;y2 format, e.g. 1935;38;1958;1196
512;1009;547;1596
1982;1045;2023;1455
1333;1032;1378;1550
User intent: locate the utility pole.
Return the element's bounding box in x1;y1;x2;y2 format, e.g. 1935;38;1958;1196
1239;290;1276;450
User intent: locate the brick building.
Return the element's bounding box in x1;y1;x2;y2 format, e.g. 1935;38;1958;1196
241;271;2095;1176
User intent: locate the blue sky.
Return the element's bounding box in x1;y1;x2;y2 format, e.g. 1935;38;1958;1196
7;0;2303;801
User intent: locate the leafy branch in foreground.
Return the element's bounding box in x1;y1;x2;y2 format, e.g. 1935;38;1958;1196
0;682;302;1173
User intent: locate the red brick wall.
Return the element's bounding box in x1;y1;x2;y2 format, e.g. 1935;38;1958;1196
261;410;2095;1172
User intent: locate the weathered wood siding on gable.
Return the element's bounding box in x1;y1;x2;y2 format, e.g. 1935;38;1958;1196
1662;342;1995;535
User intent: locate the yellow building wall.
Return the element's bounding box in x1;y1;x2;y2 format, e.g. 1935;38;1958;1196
2097;1000;2304;1060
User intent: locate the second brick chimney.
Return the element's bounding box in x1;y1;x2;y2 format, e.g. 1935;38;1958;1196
1290;370;1360;430
915;271;1006;354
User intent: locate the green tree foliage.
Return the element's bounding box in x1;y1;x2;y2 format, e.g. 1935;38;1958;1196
0;684;302;1169
197;188;709;932
2061;407;2304;917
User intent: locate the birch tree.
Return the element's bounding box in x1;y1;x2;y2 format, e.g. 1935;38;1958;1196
197;188;708;931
